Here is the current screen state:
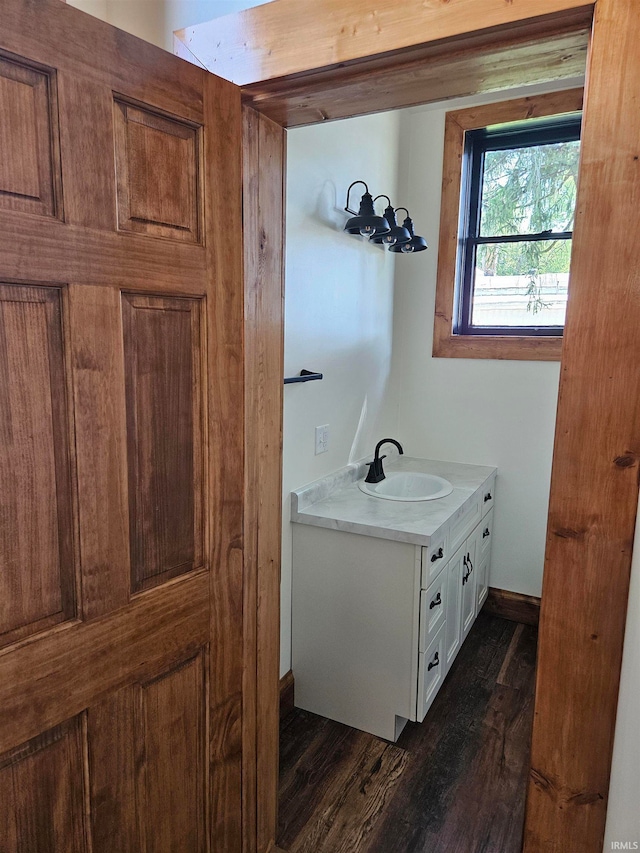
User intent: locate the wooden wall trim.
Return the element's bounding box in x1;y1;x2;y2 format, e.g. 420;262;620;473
241;23;588;128
202;3;638;852
524;1;640;850
279;670;295;721
243;104;286;853
484;588;541;627
176;0;594;87
433;87;583;362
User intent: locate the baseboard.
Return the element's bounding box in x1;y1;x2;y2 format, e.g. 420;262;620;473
484;587;541;626
279;669;295;720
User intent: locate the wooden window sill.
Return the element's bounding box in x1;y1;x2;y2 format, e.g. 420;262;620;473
433;331;562;361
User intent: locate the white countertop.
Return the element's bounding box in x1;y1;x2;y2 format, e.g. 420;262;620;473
291;456;496;547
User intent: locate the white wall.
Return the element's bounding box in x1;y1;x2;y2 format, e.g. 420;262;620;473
164;0;270;55
66;0;109;22
67;0;269;52
281;112;401;675
604;493;640;850
386;86;582;599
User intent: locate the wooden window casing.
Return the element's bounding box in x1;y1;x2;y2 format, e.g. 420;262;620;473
433;88;584;361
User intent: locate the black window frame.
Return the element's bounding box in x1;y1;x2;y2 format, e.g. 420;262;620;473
455;113;582;338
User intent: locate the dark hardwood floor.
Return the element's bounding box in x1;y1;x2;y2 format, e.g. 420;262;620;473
278;612;537;853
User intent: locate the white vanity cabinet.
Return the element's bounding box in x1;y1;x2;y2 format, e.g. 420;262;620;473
291;461;496;742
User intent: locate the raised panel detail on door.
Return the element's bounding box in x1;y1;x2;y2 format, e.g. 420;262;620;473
114;99;202;243
0;716;88;853
0;284;76;647
87;648;209;853
88;648;209;853
0;54;62;218
139;651;208;853
122;294;204;593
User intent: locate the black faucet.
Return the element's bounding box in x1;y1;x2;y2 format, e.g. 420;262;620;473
365;438;404;484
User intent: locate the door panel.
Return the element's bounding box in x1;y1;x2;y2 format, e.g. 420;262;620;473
0;283;76;647
0;716;89;853
88;649;209;853
0;53;63;219
0;2;244;850
113;99;202;243
138;651;208;853
122;293;204;592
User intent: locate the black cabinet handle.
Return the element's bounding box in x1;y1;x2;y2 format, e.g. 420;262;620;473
484;491;492;503
483;528;490;539
429;592;442;610
462;555;469;585
467;553;474;573
430;547;444;563
427;651;440;672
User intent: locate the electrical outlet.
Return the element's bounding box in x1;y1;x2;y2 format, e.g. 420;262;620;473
315;424;329;455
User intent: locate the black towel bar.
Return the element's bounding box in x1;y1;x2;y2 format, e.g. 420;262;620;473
284;369;323;385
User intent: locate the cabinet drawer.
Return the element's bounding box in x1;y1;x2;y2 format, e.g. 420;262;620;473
480;509;493;560
417;624;446;722
481;474;496;518
421;528;449;588
449;492;482;555
419;571;447;652
476;549;490;611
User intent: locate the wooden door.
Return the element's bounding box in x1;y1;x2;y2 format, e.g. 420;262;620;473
0;2;245;851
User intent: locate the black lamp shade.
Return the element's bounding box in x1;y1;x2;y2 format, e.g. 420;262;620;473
370;205;411;246
389;216;428;253
345;191;390;237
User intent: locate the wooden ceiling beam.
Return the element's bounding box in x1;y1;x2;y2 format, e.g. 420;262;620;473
241;23;589;127
175;0;594;88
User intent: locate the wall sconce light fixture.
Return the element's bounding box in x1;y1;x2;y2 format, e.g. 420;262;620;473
388;208;428;254
370;196;411;247
344;181;391;238
344;183;427;254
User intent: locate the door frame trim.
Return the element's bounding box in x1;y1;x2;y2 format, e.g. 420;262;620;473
186;2;638;851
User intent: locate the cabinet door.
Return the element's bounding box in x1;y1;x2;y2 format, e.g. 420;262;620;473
445;544;465;667
461;526;480;642
417;624;446;722
476;510;493;611
476;550;491;611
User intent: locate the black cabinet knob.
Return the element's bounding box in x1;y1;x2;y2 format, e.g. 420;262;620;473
427;651;440;672
429;592;442;610
483;528;490;538
430;547;444;563
484;491;492;503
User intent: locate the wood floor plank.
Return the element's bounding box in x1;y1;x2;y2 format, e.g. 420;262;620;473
497;622;538;691
289;739;409;853
279;613;537;853
423;683;535;853
279;719;376;849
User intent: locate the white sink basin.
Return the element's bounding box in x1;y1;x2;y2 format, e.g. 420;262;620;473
358;471;453;502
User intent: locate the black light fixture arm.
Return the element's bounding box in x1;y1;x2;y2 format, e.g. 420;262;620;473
345;180;370;215
373;194;392;208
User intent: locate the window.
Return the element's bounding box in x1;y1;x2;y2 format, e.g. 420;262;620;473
434;89;583;361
